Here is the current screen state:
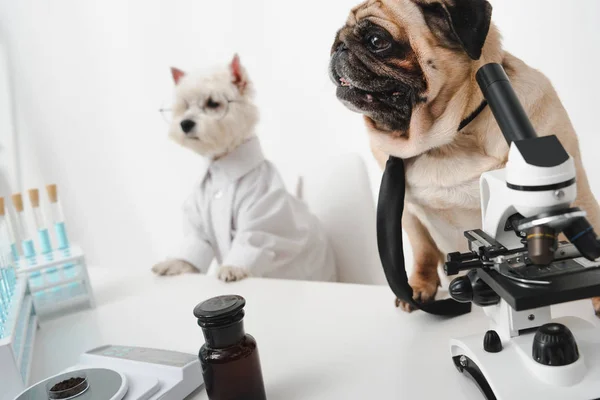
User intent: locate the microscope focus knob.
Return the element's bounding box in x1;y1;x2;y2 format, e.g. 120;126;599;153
483;330;503;353
449;270;500;307
448;276;473;303
532;323;579;366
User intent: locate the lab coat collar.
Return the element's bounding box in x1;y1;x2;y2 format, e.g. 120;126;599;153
198;136;265;183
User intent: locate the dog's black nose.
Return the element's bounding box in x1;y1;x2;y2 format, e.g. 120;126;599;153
180;119;196;134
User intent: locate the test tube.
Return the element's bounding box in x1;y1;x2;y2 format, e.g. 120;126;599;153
0;255;11;303
0;228;11;334
0;197;20;263
29;189;59;283
47;184;76;279
11;193;42;286
0;198;16;290
0;210;8;340
0;274;6;338
46;185;69;250
28;190;52;255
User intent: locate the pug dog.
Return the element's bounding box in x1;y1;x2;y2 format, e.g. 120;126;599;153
329;0;600;315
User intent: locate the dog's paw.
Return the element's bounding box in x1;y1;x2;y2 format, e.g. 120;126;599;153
593;297;600;318
152;260;198;276
218;266;250;282
396;271;441;313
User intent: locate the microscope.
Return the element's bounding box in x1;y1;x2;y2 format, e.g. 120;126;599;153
376;64;600;400
441;64;600;400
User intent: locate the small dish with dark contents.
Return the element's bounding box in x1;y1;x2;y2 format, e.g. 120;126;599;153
46;372;89;400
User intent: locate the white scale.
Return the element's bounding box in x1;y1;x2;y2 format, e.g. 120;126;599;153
14;345;204;400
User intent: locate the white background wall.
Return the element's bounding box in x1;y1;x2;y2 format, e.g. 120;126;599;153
0;0;599;271
0;37;19;194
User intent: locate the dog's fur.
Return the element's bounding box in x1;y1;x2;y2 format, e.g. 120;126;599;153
329;0;600;314
152;55;257;282
153;56;336;283
167;56;258;159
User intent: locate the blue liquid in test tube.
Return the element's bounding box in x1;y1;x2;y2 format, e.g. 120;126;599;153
13;193;41;288
28;189;58;287
0;300;5;339
7;266;16;294
0;220;17;293
48;185;79;298
0;253;16;295
3;269;10;297
22;238;42;287
38;228;59;283
0;267;9;338
5;212;21;289
0;200;14;336
22;239;35;260
10;243;19;263
39;228;52;255
0;269;10;318
55;220;76;278
55;221;69;250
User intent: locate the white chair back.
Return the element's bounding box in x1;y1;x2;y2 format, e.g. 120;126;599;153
301;153;387;285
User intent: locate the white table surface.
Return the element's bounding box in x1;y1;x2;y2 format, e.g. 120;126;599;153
30;266;600;400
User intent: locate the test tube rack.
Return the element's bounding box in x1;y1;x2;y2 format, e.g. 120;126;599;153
0;185;96;400
0;275;37;400
17;244;95;320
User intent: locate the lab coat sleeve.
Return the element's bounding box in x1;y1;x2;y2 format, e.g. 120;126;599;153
222;178;310;276
169;199;214;273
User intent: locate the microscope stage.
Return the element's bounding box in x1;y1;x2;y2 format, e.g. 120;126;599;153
478;264;600;311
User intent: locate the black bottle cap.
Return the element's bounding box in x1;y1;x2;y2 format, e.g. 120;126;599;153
483;330;503;353
194;295;246;328
532;323;579;366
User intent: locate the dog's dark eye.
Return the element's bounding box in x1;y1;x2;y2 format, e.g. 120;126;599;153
368;34;391;52
206;98;221;109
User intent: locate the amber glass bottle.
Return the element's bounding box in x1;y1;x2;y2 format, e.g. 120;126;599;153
193;295;267;400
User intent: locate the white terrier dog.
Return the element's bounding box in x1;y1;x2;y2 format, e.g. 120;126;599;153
152;55;337;283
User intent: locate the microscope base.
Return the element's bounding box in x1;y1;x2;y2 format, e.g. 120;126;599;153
450;316;600;400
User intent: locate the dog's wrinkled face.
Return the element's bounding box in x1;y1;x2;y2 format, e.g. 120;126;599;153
168;55;258;158
329;0;493;153
330;17;427;132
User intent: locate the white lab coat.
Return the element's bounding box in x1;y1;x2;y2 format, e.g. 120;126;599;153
171;136;337;282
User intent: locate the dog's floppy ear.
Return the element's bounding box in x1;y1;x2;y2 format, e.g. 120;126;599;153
417;0;492;60
230;54;248;93
170;67;186;84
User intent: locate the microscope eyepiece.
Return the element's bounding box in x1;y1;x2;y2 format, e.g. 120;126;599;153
476;63;509;90
476;63;538;143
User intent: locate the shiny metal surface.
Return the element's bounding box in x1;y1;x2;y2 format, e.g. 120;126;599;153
15;368;126;400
